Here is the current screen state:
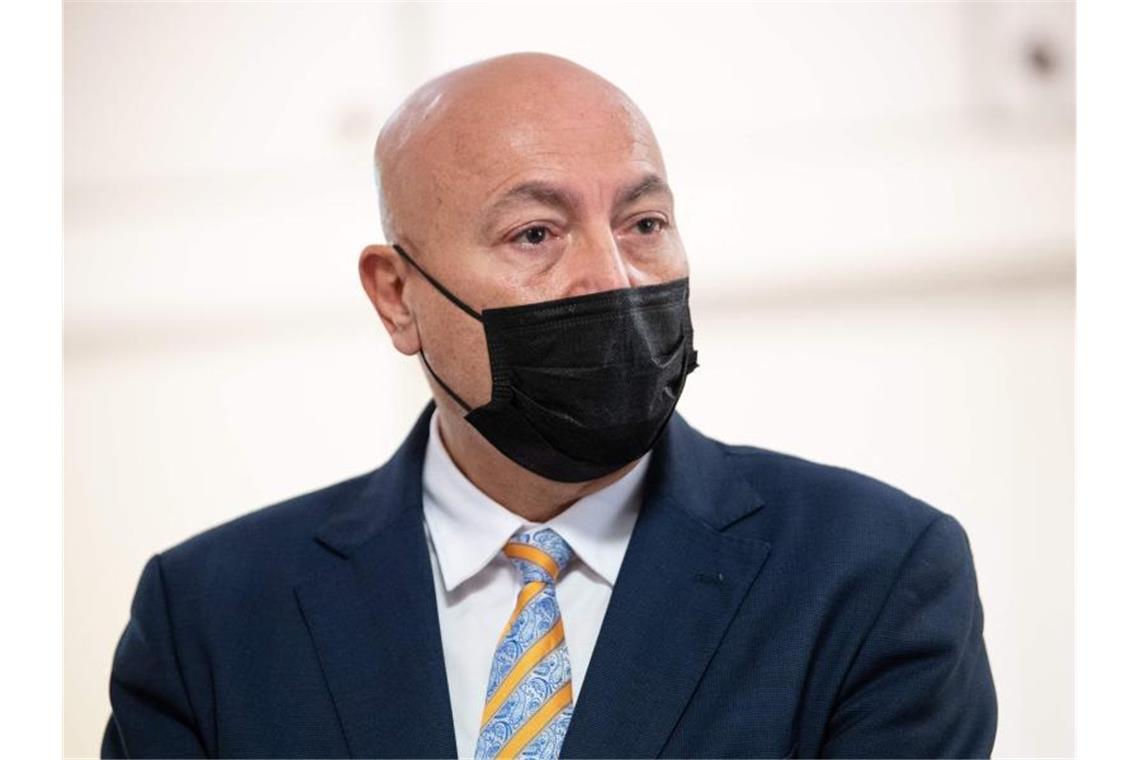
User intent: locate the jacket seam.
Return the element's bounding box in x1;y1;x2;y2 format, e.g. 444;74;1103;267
153;552;208;751
823;512;949;728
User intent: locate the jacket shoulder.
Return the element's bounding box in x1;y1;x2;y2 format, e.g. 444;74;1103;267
717;439;961;561
155;469;376;585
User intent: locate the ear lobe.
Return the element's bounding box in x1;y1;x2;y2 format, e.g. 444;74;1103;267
357;243;421;355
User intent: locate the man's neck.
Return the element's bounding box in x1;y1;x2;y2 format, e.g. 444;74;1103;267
435;409;639;523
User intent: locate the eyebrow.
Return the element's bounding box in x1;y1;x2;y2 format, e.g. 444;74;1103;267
615;173;673;209
482;173;674;230
484;181;583;221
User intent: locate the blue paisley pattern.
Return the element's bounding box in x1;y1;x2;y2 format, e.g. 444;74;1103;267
513;529;575;576
521;708;575;760
484;595;559;697
474;527;576;759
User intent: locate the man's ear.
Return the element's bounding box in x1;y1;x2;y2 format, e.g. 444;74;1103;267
358;243;421;356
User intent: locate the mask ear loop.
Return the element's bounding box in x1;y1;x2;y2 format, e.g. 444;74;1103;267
392;243;483;322
418;349;473;413
392;242;478;413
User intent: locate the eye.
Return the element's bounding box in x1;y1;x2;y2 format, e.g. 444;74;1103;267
510;225;554;247
633;217;667;235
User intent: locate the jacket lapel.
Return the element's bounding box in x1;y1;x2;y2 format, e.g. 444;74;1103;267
294;402;459;759
293;400;772;759
559;411;772;759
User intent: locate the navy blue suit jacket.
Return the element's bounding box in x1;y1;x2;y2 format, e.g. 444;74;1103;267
101;401;997;758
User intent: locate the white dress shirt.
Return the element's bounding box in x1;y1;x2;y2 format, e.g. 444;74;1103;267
420;408;650;759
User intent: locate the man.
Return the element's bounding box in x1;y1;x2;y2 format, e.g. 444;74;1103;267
102;52;997;759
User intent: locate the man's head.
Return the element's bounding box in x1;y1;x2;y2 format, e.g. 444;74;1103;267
359;52;689;492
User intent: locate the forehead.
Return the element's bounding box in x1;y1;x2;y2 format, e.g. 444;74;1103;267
419;90;665;213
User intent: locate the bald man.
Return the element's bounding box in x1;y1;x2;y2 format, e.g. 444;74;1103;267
102;53;997;759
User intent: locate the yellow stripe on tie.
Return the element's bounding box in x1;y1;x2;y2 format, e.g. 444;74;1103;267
481;617;566;726
503;543;560;581
495;680;574;759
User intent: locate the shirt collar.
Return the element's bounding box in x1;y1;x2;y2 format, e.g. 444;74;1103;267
421;408;648;593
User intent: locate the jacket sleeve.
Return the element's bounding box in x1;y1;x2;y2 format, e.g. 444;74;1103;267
820;513;998;758
101;554;208;758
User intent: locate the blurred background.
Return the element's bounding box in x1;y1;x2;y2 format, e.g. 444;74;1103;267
64;2;1073;757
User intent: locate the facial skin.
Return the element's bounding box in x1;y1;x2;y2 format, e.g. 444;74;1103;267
359;52;688;522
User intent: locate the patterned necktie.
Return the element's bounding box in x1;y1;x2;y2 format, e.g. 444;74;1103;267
474;527;576;760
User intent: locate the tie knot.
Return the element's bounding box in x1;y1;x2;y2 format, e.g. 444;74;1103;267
503;527;575;584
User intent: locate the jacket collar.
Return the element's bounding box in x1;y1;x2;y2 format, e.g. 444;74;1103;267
312;401;436;557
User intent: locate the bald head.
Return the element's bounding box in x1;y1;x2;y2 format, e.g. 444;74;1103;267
372;52;664;245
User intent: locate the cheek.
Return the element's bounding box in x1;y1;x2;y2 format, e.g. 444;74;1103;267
416;294;494;405
664;239;689;277
628;238;689;285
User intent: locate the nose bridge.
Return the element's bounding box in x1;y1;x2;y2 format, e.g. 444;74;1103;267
563;225;632;297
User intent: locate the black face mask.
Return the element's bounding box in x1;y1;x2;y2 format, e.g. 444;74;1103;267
393;243;699;483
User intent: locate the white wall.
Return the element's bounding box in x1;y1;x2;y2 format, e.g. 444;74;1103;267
64;2;1074;757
